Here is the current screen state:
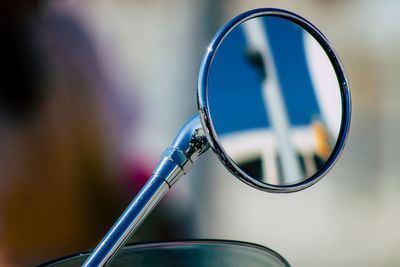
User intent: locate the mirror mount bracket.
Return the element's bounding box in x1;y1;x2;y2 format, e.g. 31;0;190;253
154;114;210;186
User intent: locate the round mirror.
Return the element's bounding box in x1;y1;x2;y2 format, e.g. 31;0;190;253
198;8;351;192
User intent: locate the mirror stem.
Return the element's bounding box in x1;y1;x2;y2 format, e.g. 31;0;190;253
83;114;209;267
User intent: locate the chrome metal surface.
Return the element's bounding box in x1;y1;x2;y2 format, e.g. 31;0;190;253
197;8;351;193
154;114;209;186
83;114;209;266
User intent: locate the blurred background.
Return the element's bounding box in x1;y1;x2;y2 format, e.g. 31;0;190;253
0;0;398;266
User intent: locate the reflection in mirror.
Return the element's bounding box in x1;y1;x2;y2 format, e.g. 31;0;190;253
208;15;342;186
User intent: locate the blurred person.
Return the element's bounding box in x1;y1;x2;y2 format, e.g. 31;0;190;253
0;1;139;265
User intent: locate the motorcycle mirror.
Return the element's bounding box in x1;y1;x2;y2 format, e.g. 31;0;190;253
83;8;351;266
198;8;351;192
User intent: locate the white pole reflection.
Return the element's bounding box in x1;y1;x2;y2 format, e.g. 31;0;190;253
242;18;302;184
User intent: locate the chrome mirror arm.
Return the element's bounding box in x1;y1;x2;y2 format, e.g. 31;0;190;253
83;114;209;267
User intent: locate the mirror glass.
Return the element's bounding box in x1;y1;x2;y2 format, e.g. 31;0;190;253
207;15;343;186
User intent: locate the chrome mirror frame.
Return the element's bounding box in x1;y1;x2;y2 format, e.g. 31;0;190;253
197;8;351;193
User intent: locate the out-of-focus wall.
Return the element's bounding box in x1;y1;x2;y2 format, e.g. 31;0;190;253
1;0;399;266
